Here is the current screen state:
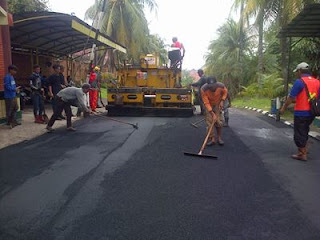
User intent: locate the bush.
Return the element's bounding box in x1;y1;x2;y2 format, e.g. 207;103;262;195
240;72;291;98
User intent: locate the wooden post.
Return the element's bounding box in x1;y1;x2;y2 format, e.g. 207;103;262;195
0;0;12;91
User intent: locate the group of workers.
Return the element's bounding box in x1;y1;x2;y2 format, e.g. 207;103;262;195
4;33;320;162
3;63;102;132
191;61;320;162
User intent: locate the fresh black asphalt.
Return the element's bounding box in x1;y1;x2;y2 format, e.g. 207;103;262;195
0;109;320;240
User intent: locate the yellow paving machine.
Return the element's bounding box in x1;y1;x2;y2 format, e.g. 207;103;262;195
106;54;194;116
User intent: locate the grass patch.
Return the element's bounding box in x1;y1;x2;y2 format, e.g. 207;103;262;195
233;97;294;122
232;97;271;111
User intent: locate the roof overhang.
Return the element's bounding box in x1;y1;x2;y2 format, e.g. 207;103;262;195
0;6;8;25
279;4;320;38
10;12;127;57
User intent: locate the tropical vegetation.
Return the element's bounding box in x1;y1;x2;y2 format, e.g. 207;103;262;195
8;0;49;13
85;0;166;67
204;0;320;98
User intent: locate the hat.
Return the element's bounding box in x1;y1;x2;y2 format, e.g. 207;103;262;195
94;66;100;71
293;62;309;72
207;76;217;84
82;83;91;90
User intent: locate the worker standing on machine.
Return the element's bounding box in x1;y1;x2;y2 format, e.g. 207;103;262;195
201;76;228;146
169;37;185;68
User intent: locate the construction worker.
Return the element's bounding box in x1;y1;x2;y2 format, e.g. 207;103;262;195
46;84;91;132
89;66;100;111
192;69;207;114
223;93;231;127
169;37;185;68
4;65;21;128
171;37;185;57
48;64;66;120
280;62;320;161
201;76;228;146
29;64;45;124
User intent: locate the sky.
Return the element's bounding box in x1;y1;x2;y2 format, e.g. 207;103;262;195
48;0;237;70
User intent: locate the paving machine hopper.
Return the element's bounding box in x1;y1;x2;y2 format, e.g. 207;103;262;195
106;54;194;117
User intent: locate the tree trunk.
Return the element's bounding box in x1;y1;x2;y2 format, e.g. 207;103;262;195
280;37;290;97
257;8;264;88
279;0;290;97
239;0;245;92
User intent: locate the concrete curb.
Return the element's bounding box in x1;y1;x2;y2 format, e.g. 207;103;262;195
242;106;320;142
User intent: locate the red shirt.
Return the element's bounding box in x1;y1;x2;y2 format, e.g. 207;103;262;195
172;41;183;49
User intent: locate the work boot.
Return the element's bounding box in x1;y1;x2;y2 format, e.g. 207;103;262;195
35;115;44;124
46;126;55;133
206;137;216;146
291;147;307;161
41;115;49;124
66;127;77;132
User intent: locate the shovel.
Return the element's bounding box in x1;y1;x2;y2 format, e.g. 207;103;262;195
184;120;217;159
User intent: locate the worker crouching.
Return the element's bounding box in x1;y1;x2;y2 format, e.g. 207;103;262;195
201;76;228;146
46;84;91;132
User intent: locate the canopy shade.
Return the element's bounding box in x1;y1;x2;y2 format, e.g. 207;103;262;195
10;12;127;56
279;4;320;38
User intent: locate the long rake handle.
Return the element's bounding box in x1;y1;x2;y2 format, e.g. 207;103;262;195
198;120;215;155
94;114;138;129
193;118;205;125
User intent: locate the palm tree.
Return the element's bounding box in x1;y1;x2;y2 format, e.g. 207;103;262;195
233;0;279;88
86;0;157;65
234;0;320;92
204;19;253;95
144;34;168;65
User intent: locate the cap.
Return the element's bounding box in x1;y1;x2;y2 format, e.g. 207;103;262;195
207;76;217;84
82;83;91;90
293;62;309;72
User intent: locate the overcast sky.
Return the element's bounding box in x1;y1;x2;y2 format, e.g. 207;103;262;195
48;0;237;70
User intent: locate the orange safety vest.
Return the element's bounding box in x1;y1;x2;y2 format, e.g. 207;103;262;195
295;76;320;111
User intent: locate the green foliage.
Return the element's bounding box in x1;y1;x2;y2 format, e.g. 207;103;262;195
8;0;49;14
206;0;320;100
101;72;117;83
181;70;194;87
144;35;168;65
240;72;293;98
86;0;159;64
204;19;254;96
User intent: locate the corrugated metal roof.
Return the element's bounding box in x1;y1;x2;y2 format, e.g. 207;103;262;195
279;4;320;38
10;12;126;56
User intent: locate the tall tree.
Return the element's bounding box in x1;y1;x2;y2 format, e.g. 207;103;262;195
8;0;49;14
204;19;253;95
86;0;158;64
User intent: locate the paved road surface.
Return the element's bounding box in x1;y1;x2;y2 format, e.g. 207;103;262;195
0;108;320;240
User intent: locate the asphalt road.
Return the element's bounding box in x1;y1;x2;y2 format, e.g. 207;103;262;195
0;108;320;240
